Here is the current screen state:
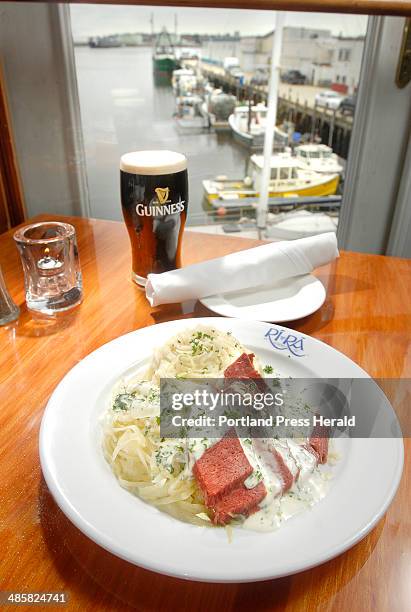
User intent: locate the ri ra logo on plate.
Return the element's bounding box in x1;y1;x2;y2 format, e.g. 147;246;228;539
265;327;306;357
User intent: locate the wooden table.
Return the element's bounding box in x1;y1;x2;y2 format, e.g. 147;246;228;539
0;215;410;611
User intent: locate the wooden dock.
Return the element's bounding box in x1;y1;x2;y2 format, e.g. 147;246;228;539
199;64;353;159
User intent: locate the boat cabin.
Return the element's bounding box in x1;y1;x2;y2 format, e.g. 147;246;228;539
232;104;268;132
294;144;343;174
250;154;301;188
295;144;334;161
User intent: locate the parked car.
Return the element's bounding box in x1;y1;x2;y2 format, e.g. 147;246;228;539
315;90;343;110
339;95;357;115
229;67;245;82
223;56;240;72
250;69;268;86
281;70;306;84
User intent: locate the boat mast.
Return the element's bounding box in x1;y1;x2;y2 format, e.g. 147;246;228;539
256;12;285;236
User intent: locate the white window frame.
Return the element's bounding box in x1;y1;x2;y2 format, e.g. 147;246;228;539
337;16;411;255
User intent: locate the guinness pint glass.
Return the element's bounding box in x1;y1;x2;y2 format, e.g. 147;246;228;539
120;150;188;286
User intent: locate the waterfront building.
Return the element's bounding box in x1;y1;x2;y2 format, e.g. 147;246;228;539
205;27;363;94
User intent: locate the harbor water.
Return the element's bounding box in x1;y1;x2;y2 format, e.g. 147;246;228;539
74;46;249;225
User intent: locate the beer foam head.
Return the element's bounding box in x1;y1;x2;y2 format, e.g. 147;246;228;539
120;150;187;175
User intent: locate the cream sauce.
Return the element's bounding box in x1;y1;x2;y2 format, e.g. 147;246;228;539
241;438;333;532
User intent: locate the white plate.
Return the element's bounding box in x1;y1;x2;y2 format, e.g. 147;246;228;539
200;274;326;322
40;318;403;583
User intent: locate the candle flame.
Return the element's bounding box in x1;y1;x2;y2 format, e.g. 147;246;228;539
44;247;50;256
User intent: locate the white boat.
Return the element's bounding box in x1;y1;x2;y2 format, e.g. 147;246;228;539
294;144;344;175
228;104;289;149
200;90;236;130
265;210;338;240
171;68;195;93
174;74;202;97
175;94;207;128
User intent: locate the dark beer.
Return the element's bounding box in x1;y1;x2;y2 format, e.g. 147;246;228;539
120;151;188;286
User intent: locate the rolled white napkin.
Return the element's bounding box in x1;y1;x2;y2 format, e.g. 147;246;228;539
146;232;339;307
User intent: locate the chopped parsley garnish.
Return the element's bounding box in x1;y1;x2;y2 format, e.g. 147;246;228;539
112;393;135;411
189;331;213;356
263;365;274;374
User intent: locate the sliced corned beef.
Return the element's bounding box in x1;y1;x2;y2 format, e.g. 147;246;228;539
212;481;267;525
192;436;253;506
308;423;329;464
309;436;329;464
224;352;262;379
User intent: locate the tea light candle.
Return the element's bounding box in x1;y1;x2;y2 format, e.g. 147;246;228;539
37;248;64;274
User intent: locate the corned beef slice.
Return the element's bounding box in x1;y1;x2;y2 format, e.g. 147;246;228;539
309;423;329;464
224;353;262;379
309;436;329;464
192;436;253;506
193;435;268;524
212;481;267;525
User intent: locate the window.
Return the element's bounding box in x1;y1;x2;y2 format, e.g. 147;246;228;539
14;4;411;248
338;48;351;61
63;5;369;239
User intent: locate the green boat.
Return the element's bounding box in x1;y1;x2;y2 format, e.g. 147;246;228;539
153;28;179;73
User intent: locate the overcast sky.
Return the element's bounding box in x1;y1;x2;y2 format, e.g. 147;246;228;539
70;4;368;39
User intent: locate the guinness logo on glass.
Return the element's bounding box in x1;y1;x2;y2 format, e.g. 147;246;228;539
135;186;185;217
155;187;170;205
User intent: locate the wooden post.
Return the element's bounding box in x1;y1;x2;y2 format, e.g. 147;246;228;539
329;108;337;147
311;104;317;142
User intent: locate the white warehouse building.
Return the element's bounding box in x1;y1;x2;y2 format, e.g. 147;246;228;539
204;27;364;94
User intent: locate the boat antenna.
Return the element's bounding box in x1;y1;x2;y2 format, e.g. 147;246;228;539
256;12;285;237
150;12;154;42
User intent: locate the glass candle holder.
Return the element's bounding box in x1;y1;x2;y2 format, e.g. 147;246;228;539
13;222;83;314
0;265;19;325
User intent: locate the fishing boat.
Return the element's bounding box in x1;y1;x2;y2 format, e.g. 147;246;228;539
153;28;179;73
200;89;236;131
202;153;339;206
175;94;207;129
294;144;344;175
171;68;195;94
173;73;204;98
228;104;289;149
